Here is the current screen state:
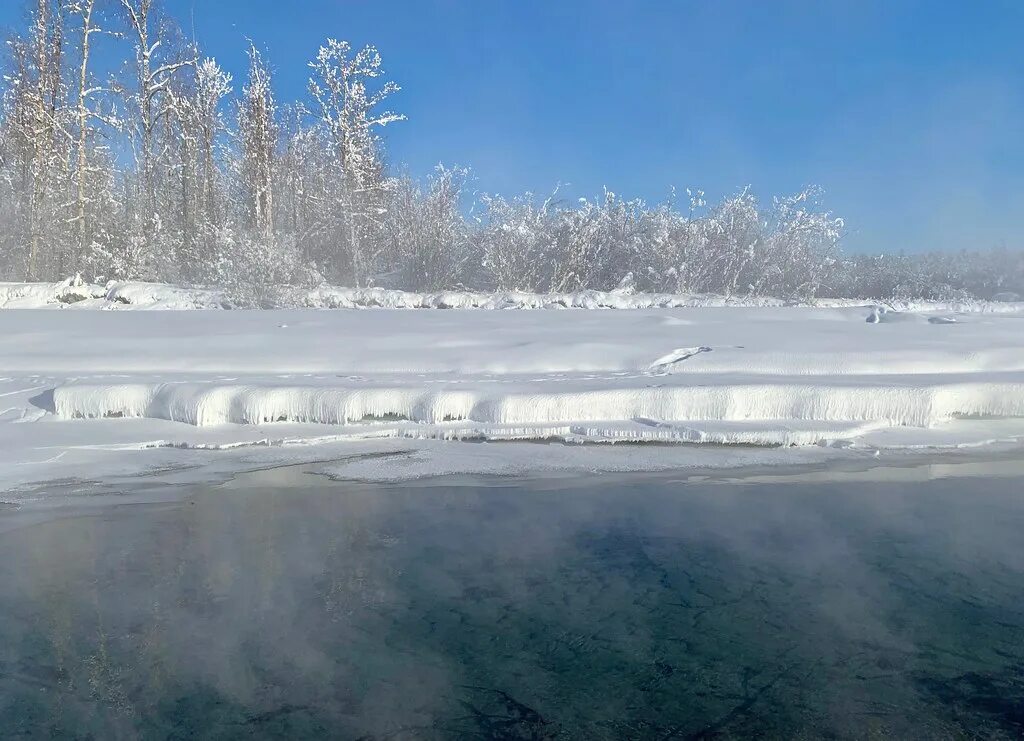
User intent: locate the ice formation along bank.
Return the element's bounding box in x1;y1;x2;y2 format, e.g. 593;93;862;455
1;283;1023;488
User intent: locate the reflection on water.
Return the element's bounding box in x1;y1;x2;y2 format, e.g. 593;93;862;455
1;467;1024;739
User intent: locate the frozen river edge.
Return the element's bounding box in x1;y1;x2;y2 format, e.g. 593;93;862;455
1;294;1023;493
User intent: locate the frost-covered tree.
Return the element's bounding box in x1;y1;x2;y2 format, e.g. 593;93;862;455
69;0;104;265
308;39;404;284
164;57;232;279
0;0;72;279
238;44;276;241
276;102;325;256
116;0;195;258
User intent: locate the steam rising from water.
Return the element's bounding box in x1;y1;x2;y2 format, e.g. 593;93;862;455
1;468;1023;737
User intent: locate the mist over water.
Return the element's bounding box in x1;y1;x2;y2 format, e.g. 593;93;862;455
1;467;1023;738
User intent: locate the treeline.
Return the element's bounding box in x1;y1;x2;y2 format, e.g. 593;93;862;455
830;248;1024;303
0;1;1019;304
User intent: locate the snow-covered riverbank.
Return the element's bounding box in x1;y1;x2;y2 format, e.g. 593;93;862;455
1;297;1023;492
3;278;1024;313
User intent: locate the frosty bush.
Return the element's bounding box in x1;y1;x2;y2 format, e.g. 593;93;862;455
380;166;471;291
210;229;320;308
453;185;844;299
828;248;1024;302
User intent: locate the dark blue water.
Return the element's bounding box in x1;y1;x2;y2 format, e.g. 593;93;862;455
1;463;1023;739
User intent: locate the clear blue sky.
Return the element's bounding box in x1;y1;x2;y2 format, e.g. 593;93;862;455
2;0;1023;253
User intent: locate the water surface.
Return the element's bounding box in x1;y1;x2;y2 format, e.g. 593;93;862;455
1;463;1023;739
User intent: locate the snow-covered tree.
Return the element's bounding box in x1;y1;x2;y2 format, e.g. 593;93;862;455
0;0;72;279
162;57;232;279
238;44;276;241
116;0;195;256
308;39;404;285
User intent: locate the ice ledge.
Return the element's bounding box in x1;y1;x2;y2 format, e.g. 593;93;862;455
50;379;1024;447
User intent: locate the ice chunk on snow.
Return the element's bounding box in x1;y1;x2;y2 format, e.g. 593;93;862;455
648;346;713;374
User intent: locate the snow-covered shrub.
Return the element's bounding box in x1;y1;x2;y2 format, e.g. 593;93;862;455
474;192;557;292
753;188;843;299
380;166;472;290
547;191;644;292
210;229;321;307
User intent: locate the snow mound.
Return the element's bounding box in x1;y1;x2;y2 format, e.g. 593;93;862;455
102;282;228;310
0;279;226;310
0;276;106;308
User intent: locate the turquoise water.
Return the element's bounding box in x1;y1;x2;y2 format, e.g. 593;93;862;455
1;465;1023;739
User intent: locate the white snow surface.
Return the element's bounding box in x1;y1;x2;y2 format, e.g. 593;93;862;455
0;285;1023;493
